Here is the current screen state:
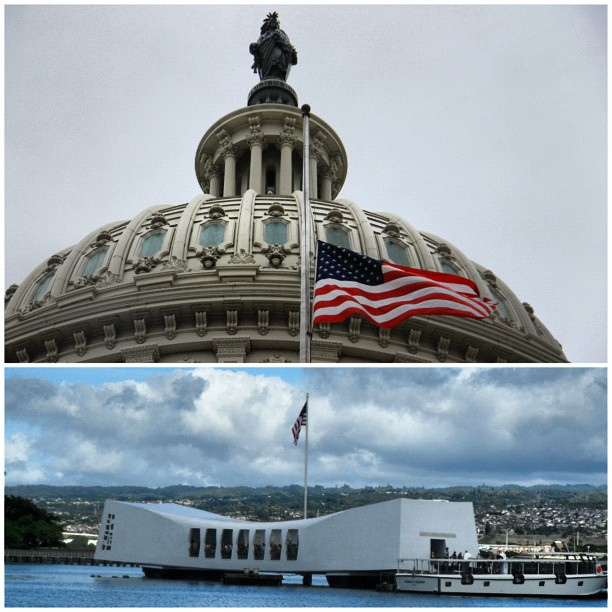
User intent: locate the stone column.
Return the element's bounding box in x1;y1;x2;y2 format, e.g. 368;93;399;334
210;168;221;198
279;116;296;195
247;115;263;194
223;153;237;197
217;129;237;198
310;130;327;200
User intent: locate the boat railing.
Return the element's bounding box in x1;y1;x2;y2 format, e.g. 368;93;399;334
398;555;603;577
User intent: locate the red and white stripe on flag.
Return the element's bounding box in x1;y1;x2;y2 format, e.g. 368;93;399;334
292;402;308;445
312;241;496;329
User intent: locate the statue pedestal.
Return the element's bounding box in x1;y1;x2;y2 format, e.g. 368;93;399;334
248;79;298;107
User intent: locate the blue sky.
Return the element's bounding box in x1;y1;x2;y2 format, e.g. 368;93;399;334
5;366;606;489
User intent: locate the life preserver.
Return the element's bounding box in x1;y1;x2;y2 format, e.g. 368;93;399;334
596;565;603;574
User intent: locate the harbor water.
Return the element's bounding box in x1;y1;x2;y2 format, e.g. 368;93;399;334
4;564;607;608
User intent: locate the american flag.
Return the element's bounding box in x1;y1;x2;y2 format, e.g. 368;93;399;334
312;241;497;328
292;401;308;445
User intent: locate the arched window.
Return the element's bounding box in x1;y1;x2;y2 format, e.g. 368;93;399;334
263;221;288;244
385;240;410;266
489;287;512;321
81;247;109;277
139;230;166;258
199;222;225;247
30;274;54;303
325;226;351;249
439;259;461;276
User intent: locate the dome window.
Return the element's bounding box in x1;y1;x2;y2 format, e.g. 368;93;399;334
439;259;461;276
30;273;54;303
200;222;225;248
263;220;288;245
489;286;512;321
139;230;166;258
325;226;351;249
81;247;109;277
385;240;410;267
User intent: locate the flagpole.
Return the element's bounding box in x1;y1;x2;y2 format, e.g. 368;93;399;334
299;104;312;364
303;393;309;519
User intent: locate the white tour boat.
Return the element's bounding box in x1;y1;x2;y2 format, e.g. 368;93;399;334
395;552;607;597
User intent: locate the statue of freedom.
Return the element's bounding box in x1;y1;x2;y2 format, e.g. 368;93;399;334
250;12;298;82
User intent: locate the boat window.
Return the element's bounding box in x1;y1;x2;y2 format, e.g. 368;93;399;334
286;529;298;561
237;529;249;560
221;529;233;559
188;528;201;557
270;529;282;561
253;530;265;560
445;581;452;587
204;529;217;558
484;581;490;587
539;581;545;587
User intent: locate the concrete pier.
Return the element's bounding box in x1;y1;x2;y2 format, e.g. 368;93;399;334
4;549;139;567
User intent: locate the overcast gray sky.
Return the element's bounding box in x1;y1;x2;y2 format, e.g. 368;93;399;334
4;5;606;363
4;367;607;488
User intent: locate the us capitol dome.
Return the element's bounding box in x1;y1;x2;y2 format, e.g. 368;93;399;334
4;13;567;364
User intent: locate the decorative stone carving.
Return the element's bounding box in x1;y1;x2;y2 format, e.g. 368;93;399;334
16;348;30;363
134;318;147;344
465;345;479;362
212;337;251;361
481;269;497;287
267;202;286;217
92;231;113;247
133;256;161;274
95;271;121;288
407;328;421;354
257;309;269;335
73;331;87;357
378;327;390;348
208;204;226;219
228;249;256;265
262;244;290;267
348;316;361;343
195;311;208;337
288;311;299;336
103;324;117;349
5;284;18;307
312;130;327;159
279;116;296;147
149;213;168;229
198;246;224;269
45;339;59;362
382;222;401;238
325;209;344;224
310;340;342;362
226;310;238;335
436;336;451;362
161;256;188;273
121;344;160;363
45;254;65;273
246;115;264;147
216;129;237;158
317;322;331;339
70;274;102;290
262;354;291;363
164;314;177;340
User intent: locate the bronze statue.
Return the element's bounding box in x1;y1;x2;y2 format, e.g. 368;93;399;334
250;12;297;82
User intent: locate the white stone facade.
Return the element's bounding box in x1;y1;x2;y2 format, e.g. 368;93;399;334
4;106;567;363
